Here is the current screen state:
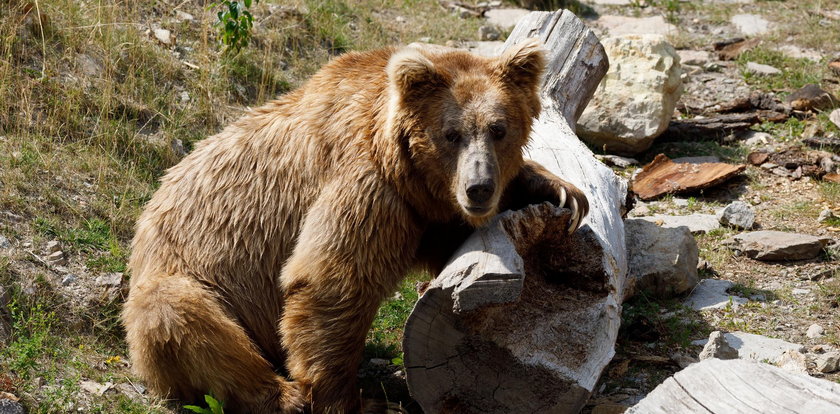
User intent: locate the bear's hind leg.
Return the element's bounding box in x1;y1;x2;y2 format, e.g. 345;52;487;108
122;274;303;414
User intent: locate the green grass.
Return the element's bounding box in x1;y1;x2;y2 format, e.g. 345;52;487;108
737;47;824;92
620;293;708;350
365;273;425;363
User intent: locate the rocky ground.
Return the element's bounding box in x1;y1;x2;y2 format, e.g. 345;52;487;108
1;0;839;413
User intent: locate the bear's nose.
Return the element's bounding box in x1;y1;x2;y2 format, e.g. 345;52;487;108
466;182;494;204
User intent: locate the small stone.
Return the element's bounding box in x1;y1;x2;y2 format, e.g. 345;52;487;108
61;274;77;286
815;352;840;373
746;61;782;76
395;16;406;23
683;279;748;311
80;380;112;396
792;288;811;295
484;8;530;30
676;50;711;66
596;154;639;168
806;323;824;338
829;109;840;130
175;11;194;22
153;28;174;46
45;240;61;254
95;272;123;287
760;162;778;170
478;25;500;41
45;251;66;266
0;235;10;249
776;349;808;374
818;209;836;223
776;45;822;62
742;131;772;147
731;14;771;36
699;331;739;360
625;219;699;298
718;201;756;230
4;212;23;223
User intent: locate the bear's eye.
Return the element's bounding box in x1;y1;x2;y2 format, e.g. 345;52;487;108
489;124;506;141
444;130;461;144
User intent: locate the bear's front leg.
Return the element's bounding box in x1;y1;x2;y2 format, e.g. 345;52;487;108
501;159;590;232
280;177;420;414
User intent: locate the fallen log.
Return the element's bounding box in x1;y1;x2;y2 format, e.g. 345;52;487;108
626;359;840;414
403;10;629;414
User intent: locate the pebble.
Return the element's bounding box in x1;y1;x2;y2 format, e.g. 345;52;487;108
61;274;77;286
153;28;174;46
746;61;781;76
45;240;61;254
699;331;739;360
818;209;835;223
815;351;840;373
0;235;10;249
806;323;824;338
792;288;811;295
718;201;756;230
95;273;124;287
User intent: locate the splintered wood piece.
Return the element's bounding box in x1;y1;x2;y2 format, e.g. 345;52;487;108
404;10;627;414
632;154;746;200
627;359;840;414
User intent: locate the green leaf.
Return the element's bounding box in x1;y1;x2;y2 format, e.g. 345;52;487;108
183;405;211;414
228;1;239;20
244;0;251;7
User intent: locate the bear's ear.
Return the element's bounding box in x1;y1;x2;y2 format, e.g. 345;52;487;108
495;38;545;92
387;47;447;97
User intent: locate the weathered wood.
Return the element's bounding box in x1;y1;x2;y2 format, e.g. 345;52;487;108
403;10;628;414
627;358;840;414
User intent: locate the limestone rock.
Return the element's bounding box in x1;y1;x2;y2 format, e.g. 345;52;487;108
95;272;124;287
595;15;677;36
718;201;755;230
0;399;24;414
815;351;840;373
677;50;711;66
153;28;174;46
776;349;808;374
806;323;824;338
746;61;781;76
683;279;748;311
625;218;699;298
577;35;683;155
484;8;529;30
695;331;805;364
726;231;830;261
0;235;9;249
731;14;771;36
698;331;738;360
596;154;638;168
636;214;720;234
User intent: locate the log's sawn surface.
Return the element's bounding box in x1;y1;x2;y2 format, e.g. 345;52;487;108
626;358;840;414
403;10;630;414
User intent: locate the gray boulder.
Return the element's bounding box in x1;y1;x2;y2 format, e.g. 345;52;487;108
625;218;699;298
683;279;748;311
718;201;756;229
699;331;739;360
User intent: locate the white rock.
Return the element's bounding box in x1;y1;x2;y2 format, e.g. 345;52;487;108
741;130;772;147
830;108;840;130
95;272;124;287
731;14;771;36
776;349;808;374
683;279;748;311
818;209;835;223
484;8;530;30
792;288;811;295
815;352;840;373
776;45;821;62
176;11;194;22
718;201;756;230
80;380;112;396
699;331;739;360
61;274;77;286
636;214;720;234
0;235;9;249
577;35;683;155
677;50;711;66
153;28;174;46
45;251;66;266
746;61;782;76
625;219;699;298
709;331;805;364
806;323;824;338
595;15;677;36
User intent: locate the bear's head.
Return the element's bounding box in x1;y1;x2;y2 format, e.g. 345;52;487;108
386;39;545;226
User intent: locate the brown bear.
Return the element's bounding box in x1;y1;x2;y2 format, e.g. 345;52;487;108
122;38;588;414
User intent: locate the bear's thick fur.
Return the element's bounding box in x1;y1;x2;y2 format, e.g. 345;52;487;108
122;39;588;414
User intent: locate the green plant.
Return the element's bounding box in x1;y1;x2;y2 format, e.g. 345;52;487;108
185;395;226;414
211;0;259;54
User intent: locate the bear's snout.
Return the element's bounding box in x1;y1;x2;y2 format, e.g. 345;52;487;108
466;180;494;204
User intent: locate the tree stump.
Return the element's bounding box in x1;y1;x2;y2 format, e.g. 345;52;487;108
403;10;629;414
